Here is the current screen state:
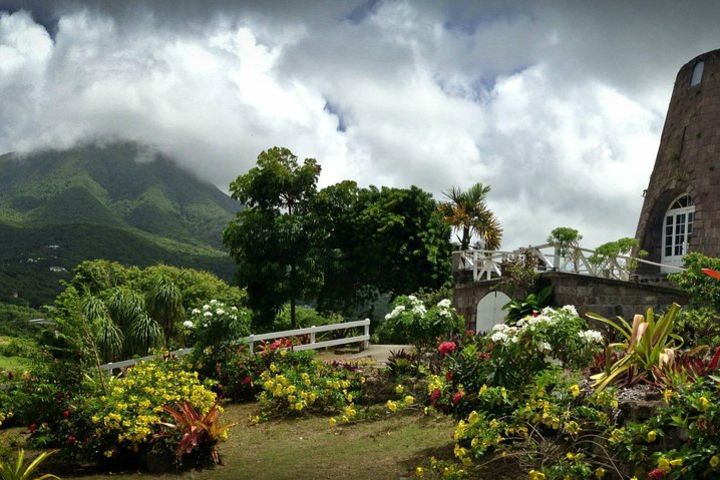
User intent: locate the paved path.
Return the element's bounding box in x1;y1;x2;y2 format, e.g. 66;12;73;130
316;344;412;366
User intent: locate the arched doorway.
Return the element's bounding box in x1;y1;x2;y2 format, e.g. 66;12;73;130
661;193;694;273
476;291;511;333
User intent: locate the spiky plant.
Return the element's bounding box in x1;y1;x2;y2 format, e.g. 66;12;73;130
128;313;164;355
83;296;123;362
0;450;60;480
147;276;184;342
106;287;146;329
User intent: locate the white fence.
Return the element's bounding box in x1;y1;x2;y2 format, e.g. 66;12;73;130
99;318;371;373
455;243;685;282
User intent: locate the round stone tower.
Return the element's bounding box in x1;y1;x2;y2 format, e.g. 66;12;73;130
636;49;720;274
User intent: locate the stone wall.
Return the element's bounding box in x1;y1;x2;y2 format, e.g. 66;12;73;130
453;271;688;330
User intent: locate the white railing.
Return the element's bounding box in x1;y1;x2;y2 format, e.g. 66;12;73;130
99;319;371;373
455;243;685;282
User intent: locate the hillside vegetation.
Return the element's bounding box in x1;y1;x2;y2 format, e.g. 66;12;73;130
0;142;238;305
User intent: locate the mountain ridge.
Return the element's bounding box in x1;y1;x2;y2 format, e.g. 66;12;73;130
0;142;240;306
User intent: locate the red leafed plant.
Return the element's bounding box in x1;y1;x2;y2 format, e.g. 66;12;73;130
654;347;720;387
160;402;236;465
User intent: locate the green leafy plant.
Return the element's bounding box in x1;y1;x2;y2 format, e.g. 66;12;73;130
502;286;553;323
669;253;720;309
379;296;463;351
588;303;683;391
0;450;60;480
589;237;647;271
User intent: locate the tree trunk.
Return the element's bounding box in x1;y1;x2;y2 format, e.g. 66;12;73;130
461;226;471;250
290;297;297;329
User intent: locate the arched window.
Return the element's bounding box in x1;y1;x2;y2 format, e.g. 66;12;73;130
691;61;704;87
662;194;694;272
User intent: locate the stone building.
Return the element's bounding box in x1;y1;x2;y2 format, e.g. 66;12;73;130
636;49;720;274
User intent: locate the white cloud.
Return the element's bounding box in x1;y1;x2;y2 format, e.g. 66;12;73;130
1;1;720;250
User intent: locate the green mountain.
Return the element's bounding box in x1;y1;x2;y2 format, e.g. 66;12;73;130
0;142;240;306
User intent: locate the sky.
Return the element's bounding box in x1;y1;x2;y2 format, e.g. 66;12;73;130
2;1;720;249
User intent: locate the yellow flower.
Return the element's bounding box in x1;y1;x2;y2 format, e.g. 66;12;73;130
566;452;575;461
711;456;720;468
646;430;657;442
415;466;424;477
329;417;337;427
663;389;673;403
699;396;710;411
658;458;670;470
479;384;488;396
529;470;546;480
395;384;405;394
404;395;415;405
594;467;605;478
386;400;398;412
569;384;581;398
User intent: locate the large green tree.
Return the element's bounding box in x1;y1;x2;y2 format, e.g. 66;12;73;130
224;147;323;328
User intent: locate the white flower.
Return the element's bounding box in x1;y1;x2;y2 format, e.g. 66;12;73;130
544;356;563;367
385;305;406;320
203;311;213;317
492;323;509;332
412;305;427;316
437;299;452;308
579;330;603;343
541;306;555;316
491;331;508;343
408;295;418;302
216;308;225;315
183;320;194;329
210;299;219;306
231;306;238;311
539;341;552;352
561;305;579;316
203;304;211;311
191;308;201;315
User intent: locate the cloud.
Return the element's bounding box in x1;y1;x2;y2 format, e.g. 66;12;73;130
1;1;720;249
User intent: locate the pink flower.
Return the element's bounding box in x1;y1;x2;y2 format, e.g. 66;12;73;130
429;388;441;404
438;341;457;357
648;469;666;479
452;391;464;405
445;370;454;381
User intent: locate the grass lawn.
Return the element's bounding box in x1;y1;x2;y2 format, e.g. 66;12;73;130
21;403;457;480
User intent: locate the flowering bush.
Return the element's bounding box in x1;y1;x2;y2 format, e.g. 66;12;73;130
380;296;463;350
257;349;366;421
30;359;226;469
186;299;251;352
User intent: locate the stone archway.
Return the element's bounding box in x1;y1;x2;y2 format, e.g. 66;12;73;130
476;291;511;333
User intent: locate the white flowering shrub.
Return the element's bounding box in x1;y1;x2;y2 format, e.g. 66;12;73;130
441;305;603;392
379;295;463;350
186;299;251;352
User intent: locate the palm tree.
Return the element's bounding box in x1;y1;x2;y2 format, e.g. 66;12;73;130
438;183;502;251
147;276;184;342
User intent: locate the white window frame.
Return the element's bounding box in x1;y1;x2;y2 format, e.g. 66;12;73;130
661;193;694;273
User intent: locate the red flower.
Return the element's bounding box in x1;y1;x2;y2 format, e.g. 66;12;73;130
62;410;71;419
465;329;476;337
438;341;457;357
67;434;77;445
28;423;37;433
531;310;539;317
452;391;464;405
477;352;491;361
241;376;253;385
648;468;666;479
429;388;441;404
445;370;454;381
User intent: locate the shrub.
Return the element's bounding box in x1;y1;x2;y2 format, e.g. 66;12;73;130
502;286;553;323
30;359;223;469
257;349;365;421
675;307;720;347
0;449;60;480
429;306;601;417
668;252;720;309
186;300;251;353
160;402;234;466
379;296;463;351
